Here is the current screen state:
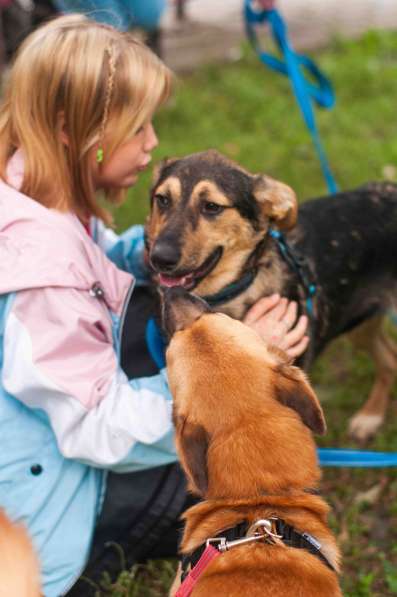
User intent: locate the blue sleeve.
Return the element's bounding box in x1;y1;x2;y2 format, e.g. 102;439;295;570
106;224;149;285
108;368;178;473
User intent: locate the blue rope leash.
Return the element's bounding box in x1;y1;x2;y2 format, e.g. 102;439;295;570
242;3;397;466
244;0;338;194
318;448;397;467
146;0;395;465
145;318;397;467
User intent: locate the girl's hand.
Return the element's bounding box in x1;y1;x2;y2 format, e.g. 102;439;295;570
243;294;309;359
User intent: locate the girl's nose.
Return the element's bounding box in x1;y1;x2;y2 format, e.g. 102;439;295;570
144;123;159;152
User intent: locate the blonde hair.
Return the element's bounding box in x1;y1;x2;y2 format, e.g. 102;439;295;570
0;14;172;223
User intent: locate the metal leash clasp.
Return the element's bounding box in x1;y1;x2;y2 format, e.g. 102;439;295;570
206;534;265;552
205;537;228;551
206;518;283;553
246;518;283;545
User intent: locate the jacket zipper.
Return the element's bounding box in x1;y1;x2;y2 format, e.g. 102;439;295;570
61;274;135;594
117;279;136;363
89;279;136;364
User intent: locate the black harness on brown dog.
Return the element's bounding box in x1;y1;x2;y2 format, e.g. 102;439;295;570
181;516;336;583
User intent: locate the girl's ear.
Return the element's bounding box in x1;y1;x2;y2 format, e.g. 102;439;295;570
58;112;69;146
174;415;209;496
273;364;327;435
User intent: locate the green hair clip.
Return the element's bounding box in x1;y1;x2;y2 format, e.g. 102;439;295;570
96;148;104;164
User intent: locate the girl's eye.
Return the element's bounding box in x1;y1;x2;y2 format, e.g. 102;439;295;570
201;202;225;216
155;194;171;209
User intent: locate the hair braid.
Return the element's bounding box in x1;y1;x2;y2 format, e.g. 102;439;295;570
97;42;116;163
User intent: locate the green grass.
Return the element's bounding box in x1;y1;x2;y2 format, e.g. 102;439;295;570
103;30;397;595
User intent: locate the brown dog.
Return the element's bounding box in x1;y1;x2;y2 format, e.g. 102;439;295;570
163;288;341;597
0;509;41;596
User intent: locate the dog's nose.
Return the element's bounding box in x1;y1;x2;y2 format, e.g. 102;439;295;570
162;288;211;337
150;240;181;271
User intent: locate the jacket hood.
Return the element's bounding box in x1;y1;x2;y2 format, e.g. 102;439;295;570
0;152;132;315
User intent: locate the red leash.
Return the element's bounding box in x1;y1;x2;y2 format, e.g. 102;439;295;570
175;545;221;597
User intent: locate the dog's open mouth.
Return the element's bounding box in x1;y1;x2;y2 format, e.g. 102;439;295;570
157;247;223;290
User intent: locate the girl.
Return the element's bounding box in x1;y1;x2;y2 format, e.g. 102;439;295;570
0;15;308;596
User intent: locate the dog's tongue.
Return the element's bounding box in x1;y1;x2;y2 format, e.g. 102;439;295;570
159;273;193;288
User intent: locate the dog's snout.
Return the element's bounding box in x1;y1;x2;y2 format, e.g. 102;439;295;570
162;288;211;338
150;240;181;271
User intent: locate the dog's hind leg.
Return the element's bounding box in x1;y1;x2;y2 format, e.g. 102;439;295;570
348;316;397;442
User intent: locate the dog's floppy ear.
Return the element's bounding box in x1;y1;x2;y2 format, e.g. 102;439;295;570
252;175;298;230
174;415;209;496
274;363;326;435
162;287;212;338
151;156;179;187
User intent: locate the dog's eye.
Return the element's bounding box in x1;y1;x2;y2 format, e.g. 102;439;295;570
154;194;171;209
201;202;225;216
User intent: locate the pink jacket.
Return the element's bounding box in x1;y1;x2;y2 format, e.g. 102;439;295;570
0;151;175;468
0;151;176;595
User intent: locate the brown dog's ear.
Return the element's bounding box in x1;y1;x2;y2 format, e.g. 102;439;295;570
162;287;212;338
151;156;179;187
252;175;298;230
274;364;326;435
175;416;209;496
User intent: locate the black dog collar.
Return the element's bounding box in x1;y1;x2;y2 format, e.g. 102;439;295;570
202;268;258;307
201;229;317;315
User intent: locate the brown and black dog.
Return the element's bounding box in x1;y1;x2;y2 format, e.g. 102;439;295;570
0;509;41;596
145;150;397;442
163;287;341;597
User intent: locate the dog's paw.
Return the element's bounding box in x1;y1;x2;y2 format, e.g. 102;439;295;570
348;412;384;442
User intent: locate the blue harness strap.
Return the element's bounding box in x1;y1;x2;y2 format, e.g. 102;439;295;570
244;1;338;194
269;229;316;318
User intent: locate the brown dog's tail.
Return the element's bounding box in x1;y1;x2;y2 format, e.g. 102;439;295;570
0;509;41;597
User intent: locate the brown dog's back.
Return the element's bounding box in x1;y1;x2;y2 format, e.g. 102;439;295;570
0;510;41;597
